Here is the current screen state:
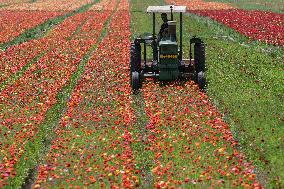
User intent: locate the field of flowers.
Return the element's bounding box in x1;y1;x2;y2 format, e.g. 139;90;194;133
0;0;283;188
166;0;284;45
33;1;137;187
191;9;284;46
0;11;64;44
137;81;261;188
0;0;115;187
0;0;29;7
0;0;94;11
165;0;234;10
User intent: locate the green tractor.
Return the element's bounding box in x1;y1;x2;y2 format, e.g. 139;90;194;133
130;5;206;93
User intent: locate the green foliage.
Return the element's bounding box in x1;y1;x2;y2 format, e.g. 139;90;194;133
0;4;8;8
130;0;165;12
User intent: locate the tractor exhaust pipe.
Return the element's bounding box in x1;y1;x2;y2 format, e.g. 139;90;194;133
168;21;176;41
170;5;173;21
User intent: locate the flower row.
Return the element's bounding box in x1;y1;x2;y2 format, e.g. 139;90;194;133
0;10;86;89
191;9;284;46
1;0;93;11
0;10;64;44
165;0;234;10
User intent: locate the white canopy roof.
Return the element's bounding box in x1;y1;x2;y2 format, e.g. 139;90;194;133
146;5;187;13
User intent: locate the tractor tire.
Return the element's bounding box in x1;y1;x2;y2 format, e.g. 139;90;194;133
194;42;205;73
194;42;206;90
130;43;141;72
197;71;206;90
131;71;140;93
139;70;144;88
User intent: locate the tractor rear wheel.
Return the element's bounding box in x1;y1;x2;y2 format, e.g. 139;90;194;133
194;42;206;90
131;71;140;93
130;43;141;72
194;42;205;73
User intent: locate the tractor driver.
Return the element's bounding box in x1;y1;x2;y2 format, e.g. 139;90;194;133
158;13;169;40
